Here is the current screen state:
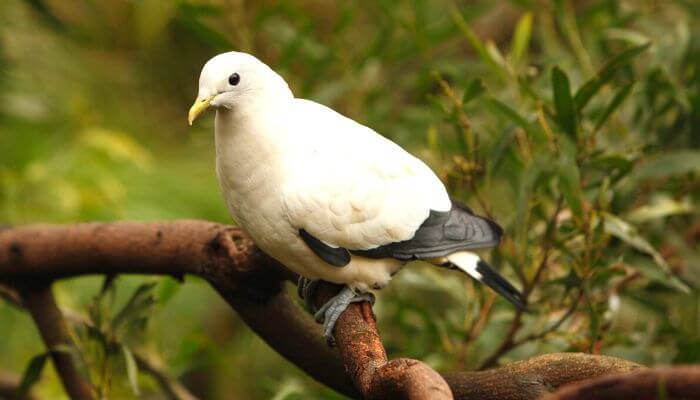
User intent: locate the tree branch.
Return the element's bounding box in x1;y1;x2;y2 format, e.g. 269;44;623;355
19;284;94;400
444;353;641;400
544;366;700;400
0;222;646;399
0;370;36;400
312;282;453;400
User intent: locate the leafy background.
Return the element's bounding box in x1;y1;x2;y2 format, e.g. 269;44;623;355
0;0;698;398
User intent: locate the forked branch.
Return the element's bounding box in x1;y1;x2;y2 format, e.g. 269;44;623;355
0;221;658;399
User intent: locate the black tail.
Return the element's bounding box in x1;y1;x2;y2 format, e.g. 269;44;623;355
446;251;526;310
472;260;526;310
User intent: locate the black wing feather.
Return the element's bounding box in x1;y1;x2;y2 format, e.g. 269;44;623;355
299;200;501;265
352;200;502;261
299;228;351;267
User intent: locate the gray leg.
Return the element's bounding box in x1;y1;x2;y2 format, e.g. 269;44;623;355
297;276;321;311
314;286;375;345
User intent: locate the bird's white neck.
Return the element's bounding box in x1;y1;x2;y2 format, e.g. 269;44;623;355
214;100;290;208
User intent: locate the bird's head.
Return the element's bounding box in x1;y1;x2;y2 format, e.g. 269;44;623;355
188;51;292;125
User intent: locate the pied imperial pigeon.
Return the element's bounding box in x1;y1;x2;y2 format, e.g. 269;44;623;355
188;52;524;343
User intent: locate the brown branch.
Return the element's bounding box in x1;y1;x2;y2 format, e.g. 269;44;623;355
313;282;453;400
0;370;36;400
0;222;647;399
217;287;359;397
19;284;94;400
444;353;641;400
544;366;700;400
0;221;357;398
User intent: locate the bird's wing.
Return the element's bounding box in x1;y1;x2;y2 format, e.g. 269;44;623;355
283;100;500;261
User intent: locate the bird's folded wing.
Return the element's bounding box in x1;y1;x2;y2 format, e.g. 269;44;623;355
282;102;451;252
284;159;451;251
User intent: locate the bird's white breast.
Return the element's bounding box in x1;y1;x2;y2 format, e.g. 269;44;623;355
214;106;403;291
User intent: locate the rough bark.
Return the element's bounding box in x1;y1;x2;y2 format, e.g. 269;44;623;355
544;366;700;400
443;353;641;400
0;222;652;400
313;283;453;400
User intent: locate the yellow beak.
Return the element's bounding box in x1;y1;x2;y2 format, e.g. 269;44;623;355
188;96;214;126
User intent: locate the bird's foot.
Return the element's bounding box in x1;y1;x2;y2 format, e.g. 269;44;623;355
314;286;375;346
297;276;321;312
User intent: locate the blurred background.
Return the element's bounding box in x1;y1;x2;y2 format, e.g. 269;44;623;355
0;0;698;399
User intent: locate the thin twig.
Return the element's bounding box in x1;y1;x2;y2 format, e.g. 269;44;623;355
525;197;565;296
134;353;199;400
19;284;94;400
510;290;582;348
0;283;23;308
0;369;37;400
59;308;199;400
456;292;496;369
478;197;565;369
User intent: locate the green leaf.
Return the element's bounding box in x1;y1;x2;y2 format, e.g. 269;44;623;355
517;75;543;102
485;41;509;71
574;43;650;111
602;212;689;293
19;353;49;394
513;156;552;248
585;152;638;186
450;6;504;76
487;127;518;173
632;256;690;294
552;66;578;139
462;78;486;105
122;345;140;396
594;83;633;132
626;196;694;223
587;152;636;174
632;150;700;180
483;98;546;144
511;12;533;65
603;28;651;46
50;344;76;355
557;137;583;218
112;282;157;332
583;284;600;351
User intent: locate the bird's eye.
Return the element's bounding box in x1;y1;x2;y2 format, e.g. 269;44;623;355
228;73;240;86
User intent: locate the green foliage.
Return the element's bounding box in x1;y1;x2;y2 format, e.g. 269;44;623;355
552;66;578;140
18;352;49;394
1;0;698;399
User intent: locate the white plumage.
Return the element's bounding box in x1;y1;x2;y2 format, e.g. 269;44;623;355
189;51;523;310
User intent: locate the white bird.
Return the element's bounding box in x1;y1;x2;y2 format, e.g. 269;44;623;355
189;51;524;342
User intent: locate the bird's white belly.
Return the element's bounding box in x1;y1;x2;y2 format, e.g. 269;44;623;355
225;190;404;291
216;151;402;292
282;237;404;292
214;109;405;292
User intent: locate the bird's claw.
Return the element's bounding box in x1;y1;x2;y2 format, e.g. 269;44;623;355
314;286;375;346
297;276;321;311
297;278;375;345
